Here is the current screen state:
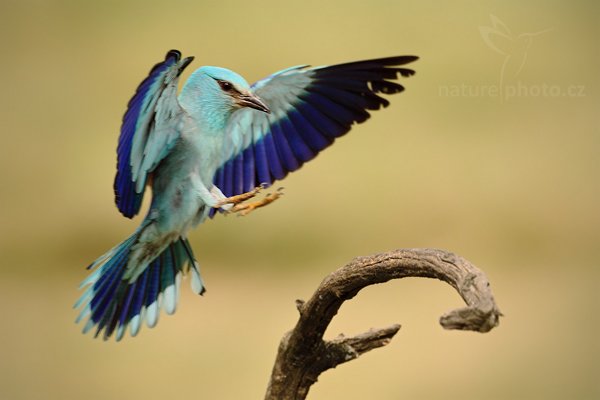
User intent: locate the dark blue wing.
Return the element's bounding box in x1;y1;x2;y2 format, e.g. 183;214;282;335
114;50;194;218
211;56;418;215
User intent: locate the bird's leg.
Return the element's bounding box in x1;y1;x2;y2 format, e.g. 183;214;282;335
213;185;264;212
230;187;284;216
212;184;284;216
214;185;263;208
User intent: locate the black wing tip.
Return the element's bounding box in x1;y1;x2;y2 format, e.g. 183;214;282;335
397;67;417;78
166;49;182;61
164;49;194;74
179;56;195;74
381;55;419;63
373;55;419;67
319;55;419;73
399;55;419;63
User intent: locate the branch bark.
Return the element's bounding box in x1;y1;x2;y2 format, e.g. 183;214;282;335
264;248;501;400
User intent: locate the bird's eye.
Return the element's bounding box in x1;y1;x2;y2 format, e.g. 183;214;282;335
218;80;234;92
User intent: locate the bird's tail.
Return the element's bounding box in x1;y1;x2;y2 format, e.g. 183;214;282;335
74;226;205;341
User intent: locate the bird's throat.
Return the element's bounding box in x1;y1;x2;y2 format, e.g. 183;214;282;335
185;98;234;136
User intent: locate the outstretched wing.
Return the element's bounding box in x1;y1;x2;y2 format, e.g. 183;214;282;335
114;50;194;218
211;55;418;209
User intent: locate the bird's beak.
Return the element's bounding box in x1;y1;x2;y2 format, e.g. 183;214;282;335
237;93;270;114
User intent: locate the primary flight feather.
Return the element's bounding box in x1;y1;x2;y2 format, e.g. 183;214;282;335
75;49;418;340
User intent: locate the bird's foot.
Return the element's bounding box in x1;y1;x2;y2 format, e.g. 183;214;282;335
215;185;264;209
215;185;284;216
230;188;284;216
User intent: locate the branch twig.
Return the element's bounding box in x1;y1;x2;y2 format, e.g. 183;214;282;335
264;248;501;400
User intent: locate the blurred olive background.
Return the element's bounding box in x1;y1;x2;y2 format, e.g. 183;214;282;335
0;1;598;399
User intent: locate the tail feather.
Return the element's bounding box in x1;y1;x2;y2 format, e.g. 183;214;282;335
75;234;205;341
161;248;178;314
181;237;205;295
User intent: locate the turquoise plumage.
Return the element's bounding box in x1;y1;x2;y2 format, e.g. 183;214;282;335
75;49;418;340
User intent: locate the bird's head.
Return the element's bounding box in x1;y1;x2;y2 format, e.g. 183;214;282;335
180;66;270;125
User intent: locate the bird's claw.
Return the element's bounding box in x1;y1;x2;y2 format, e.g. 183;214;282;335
230;187;284;216
215;185;263;208
215;185;283;216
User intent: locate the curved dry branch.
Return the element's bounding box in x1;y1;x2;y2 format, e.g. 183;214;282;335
264;248;501;400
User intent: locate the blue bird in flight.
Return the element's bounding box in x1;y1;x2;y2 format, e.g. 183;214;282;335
75;50;418;340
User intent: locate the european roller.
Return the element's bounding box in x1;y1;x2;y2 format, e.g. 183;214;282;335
75;50;418;341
